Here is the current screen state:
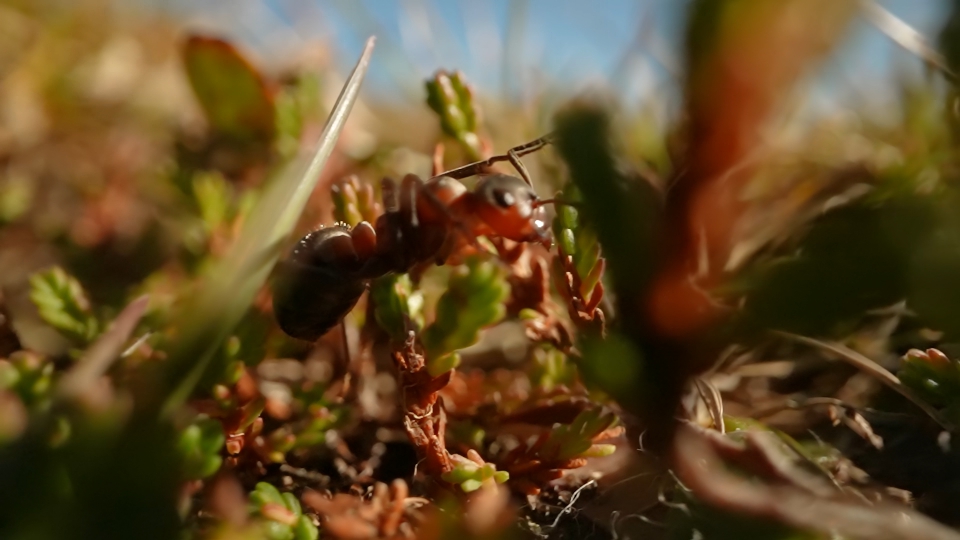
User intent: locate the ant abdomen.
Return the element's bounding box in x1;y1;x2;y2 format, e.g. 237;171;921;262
271;226;368;341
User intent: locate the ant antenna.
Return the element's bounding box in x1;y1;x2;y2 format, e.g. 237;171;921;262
435;133;554;186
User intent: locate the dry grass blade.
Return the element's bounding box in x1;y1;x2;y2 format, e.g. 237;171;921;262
673;423;960;540
56;295;150;402
159;37;377;418
751;396;856;420
858;0;958;82
693;378;724;433
773;330;953;431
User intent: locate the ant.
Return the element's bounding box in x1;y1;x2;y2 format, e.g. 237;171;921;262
271;135;556;342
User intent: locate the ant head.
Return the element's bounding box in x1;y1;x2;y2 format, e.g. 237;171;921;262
474;174;549;243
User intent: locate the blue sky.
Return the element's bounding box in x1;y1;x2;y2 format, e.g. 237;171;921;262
151;0;952;113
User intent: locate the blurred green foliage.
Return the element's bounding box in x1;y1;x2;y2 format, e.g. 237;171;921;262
331;175;379;228
900;348;960;422
177;416;225;480
528;344;576;391
732;188;941;338
421;256;509;375
29;267;101;347
248;482;318;540
540;407;617;462
0;351;53;411
371;273;424;341
425;70;483;160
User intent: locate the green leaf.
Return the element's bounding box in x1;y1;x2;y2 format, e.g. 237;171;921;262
273;89;302;159
553;106;661;317
442;464;477;484
0;360;19;389
427;352;460;377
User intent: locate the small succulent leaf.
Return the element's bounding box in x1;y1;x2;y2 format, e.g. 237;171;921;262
281;492;302;516
260;519;294;540
425;70;483;159
251;482;286;509
293;515;319;540
460;479;483;493
422;257;509;367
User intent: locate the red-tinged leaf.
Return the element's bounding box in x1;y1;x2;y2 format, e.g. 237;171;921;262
182;35;276;144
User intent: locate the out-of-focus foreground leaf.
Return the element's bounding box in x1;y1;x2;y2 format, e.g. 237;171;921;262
733;187;942;338
553;106;661;421
652;0;857;342
557;0;857;443
0;296;175;540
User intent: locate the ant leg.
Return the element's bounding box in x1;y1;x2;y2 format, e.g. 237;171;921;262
381;177;399;213
400;174;420;228
336;321;352;402
357;177;405;278
505;133;554;186
351;221;377;262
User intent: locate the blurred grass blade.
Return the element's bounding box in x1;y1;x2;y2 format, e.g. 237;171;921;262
159;37;376;418
859;0;957;82
56;295;149;403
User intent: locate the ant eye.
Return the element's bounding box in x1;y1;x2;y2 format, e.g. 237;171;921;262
493;189;515;208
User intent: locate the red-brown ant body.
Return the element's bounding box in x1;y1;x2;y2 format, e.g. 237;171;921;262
272;135;553;341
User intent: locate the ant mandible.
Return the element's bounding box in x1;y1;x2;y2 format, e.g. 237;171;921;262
271;135;555;342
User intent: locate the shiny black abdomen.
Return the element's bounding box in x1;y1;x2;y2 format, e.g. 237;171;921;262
270;226;367;341
271;211;453;341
